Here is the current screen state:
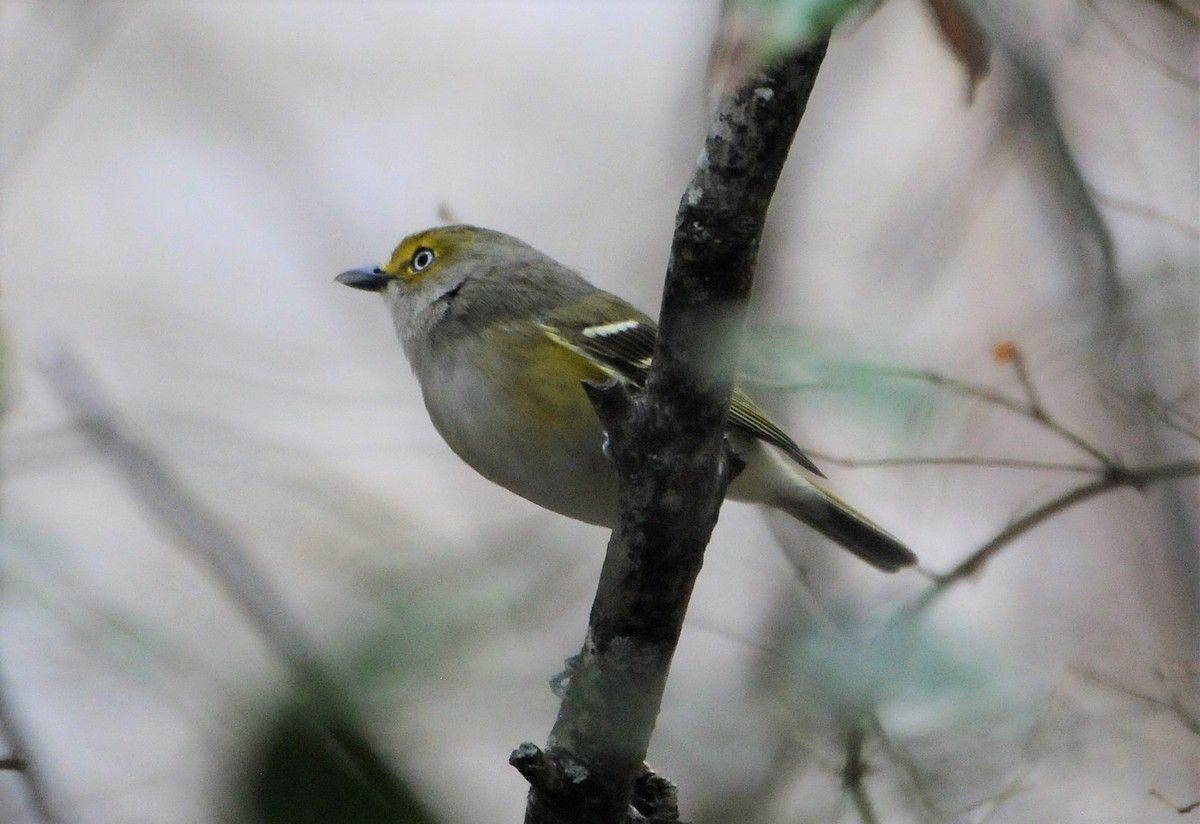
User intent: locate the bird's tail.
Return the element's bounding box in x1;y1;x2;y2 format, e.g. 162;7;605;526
731;442;917;572
770;482;917;572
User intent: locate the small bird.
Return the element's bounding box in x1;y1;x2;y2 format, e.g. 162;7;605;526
337;225;916;572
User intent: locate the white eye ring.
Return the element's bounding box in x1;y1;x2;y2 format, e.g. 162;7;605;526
411;247;436;272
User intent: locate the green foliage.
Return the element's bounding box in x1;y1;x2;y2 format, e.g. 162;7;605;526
232;699;440;824
735;0;878;55
740;323;937;433
777;611;1003;724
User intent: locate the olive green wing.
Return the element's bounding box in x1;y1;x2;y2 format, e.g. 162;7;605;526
728;388;824;476
540;295;823;477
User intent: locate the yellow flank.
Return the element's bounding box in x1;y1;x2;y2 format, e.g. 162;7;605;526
479;323;612;437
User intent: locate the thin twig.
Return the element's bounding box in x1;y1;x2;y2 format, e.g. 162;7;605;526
1003;345;1048;421
1074;665;1200;735
872;366;1115;465
0;681;62;822
1095;382;1200;440
0;432;66;820
953;770;1032;824
1160;404;1198;439
1140;393;1200;444
1154;413;1200;445
841;725;879;824
748;362;1117;466
809;452;1100;473
1151;0;1200;26
868;714;938;817
1083;0;1200;90
1089;188;1200;240
940;681;1064;824
0;690;62;824
1150;789;1200;814
908;460;1200;613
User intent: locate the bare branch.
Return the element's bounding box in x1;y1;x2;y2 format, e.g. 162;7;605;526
0;679;43;818
841;725;879;824
520;40;830;824
1074;665;1200;735
0;391;68;822
1139;397;1200;444
0;682;62;822
909;460;1200;613
1160;401;1200;441
1083;0;1200;91
1150;0;1200;26
869;364;1116;465
998;344;1047;421
810;452;1100;473
1090;188;1200;240
1097;384;1200;443
1150;789;1200;814
747;354;1121;466
868;714;938;816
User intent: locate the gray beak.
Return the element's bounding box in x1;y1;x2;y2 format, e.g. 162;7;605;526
335;267;391;292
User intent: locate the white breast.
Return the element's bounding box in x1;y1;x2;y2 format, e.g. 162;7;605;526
414;346;619;527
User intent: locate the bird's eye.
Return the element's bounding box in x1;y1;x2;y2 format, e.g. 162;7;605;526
410;247;436;272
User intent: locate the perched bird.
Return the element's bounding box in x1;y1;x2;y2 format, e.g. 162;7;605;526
337;225;915;572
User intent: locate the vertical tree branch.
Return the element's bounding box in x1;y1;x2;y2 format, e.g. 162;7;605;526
516;39;830;824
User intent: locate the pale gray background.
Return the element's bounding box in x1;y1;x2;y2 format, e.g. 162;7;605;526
2;1;1196;822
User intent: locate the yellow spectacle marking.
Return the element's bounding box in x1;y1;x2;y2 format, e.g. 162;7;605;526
381;226;475;281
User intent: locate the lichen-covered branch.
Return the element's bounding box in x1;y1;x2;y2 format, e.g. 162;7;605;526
517;38;830;824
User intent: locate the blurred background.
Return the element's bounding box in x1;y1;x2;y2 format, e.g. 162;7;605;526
1;1;1196;822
